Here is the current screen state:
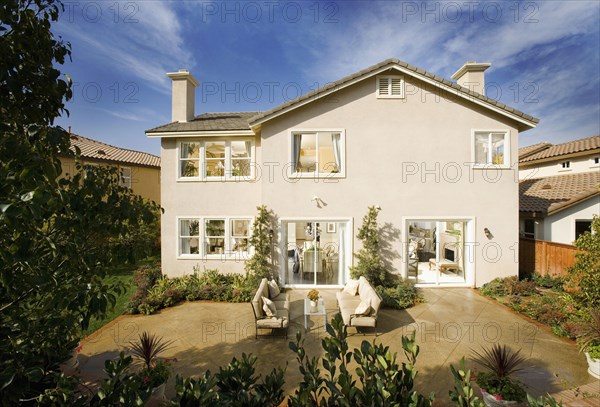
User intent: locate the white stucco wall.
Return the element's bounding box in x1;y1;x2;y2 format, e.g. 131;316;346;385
159;73;526;286
542;196;600;244
520;154;600;180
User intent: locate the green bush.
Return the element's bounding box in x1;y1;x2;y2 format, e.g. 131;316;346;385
480;277;511;297
127;267;259;315
376;280;422;309
532;273;565;290
567;215;600;308
480;276;537;298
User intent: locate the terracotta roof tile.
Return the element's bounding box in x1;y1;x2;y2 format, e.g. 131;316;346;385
67;134;160;167
520;135;600;163
146;112;260;133
519;171;600;215
518;142;552;160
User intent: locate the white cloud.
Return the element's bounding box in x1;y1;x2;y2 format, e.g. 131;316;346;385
56;1;194;94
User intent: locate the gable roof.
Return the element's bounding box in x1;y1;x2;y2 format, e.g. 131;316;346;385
147;112;259;134
518;142;552;160
520;135;600;164
145;58;539;135
67;134;160;168
248;58;539;129
519;171;600;216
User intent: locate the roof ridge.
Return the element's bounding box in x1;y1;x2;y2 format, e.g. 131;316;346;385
70;133;160;158
247;57;539;127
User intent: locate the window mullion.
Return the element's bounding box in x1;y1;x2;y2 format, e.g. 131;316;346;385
313;132;317;174
487;133;493;164
225;141;232;180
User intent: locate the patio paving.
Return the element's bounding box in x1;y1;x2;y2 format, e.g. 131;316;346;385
78;288;597;404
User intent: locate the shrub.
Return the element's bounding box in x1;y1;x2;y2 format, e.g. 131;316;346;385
126;261;162;314
376;280;422;309
127;267;259;314
532;273;565;290
567;215;600;308
480;277;511;297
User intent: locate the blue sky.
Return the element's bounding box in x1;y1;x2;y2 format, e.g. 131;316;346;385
54;1;600;156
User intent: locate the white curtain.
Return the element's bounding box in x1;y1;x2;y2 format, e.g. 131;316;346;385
293;134;302;171
332;133;341;172
245;141;252;157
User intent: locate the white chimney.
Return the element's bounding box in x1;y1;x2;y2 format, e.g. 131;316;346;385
451;61;491;96
167;69;199;123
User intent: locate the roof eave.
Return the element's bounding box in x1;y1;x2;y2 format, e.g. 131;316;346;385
146;129;255;138
248;61;539;130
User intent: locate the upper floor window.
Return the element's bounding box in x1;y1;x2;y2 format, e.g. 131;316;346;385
179;139;254;181
120;166;132;188
472;130;510;168
561;161;571;169
377;75;404;98
593;157;599;165
290;130;345;177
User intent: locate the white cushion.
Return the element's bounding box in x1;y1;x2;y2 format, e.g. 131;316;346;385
343;279;360;296
262;296;276;317
267;280;280;298
354;299;371;316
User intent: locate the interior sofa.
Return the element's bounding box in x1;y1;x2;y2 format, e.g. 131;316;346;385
251;278;290;338
336;276;382;333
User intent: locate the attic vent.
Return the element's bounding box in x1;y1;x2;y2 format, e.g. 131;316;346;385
377;75;404;99
97;149;106;155
541;184;552;190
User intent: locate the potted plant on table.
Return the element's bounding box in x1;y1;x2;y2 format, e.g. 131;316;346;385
129;331;175;398
307;289;320;312
471;343;527;406
576;309;600;379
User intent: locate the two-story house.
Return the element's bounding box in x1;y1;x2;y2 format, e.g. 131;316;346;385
146;59;539;287
60;133;161;203
519;135;600;244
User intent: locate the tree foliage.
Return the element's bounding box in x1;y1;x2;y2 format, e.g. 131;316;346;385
0;0;159;403
350;206;388;287
567;215;600;308
245;205;275;279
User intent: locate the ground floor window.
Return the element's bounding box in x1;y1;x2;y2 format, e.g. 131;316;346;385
178;216;252;258
523;219;535;239
406;219;469;285
281;220;351;287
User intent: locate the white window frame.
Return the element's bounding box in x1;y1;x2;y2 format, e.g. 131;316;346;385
470;130;511;169
177;139;255;181
177;216;253;259
120;166;132;189
376;75;405;99
288;129;346;179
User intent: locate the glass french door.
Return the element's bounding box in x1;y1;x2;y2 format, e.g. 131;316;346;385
406;219;467;285
282;220;349;287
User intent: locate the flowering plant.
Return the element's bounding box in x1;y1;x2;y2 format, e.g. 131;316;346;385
307;289;320;302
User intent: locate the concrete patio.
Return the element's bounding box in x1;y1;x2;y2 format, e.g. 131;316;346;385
78;288;597;403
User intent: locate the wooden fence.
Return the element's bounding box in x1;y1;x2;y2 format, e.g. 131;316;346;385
519;238;579;278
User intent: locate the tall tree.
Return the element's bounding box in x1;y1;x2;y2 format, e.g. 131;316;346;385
245;205;275;279
0;1;159;403
350;206;387;286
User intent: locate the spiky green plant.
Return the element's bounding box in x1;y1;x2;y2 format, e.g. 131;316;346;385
128;331;174;370
576;309;600;355
471;344;527;401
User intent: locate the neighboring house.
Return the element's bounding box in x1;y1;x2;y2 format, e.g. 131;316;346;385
60;133;161;204
519;135;600;244
146;59;539;288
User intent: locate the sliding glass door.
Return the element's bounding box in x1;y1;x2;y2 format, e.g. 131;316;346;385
281;220;350;287
406;219;467;285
